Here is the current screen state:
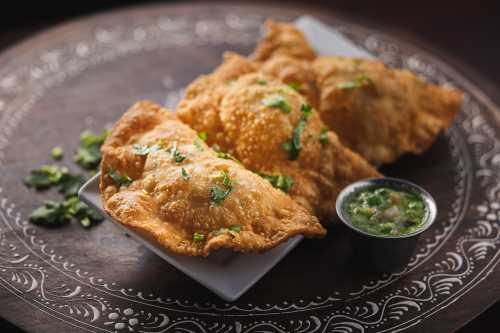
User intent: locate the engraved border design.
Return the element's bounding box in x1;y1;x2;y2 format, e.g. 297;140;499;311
0;10;498;333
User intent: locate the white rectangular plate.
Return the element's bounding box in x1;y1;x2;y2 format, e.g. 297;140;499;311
79;16;371;302
79;173;303;302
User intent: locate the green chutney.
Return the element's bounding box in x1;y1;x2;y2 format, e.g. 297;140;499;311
344;187;427;236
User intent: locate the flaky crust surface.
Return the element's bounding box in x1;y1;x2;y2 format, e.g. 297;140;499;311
100;101;325;256
178;73;380;222
259;54;320;109
252;20;316;61
313;56;464;165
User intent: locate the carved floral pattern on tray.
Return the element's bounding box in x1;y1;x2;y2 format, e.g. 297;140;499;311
0;10;499;333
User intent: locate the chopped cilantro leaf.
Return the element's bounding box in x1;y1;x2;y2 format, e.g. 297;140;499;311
193;138;204;151
108;168;132;187
74;130;109;170
262;95;292;114
24;165;68;190
220;170;232;187
281;105;312;160
166;142;187;163
29;196;103;228
300;104;312;118
59;173;88;198
229;225;241;233
132;144;161;156
320;127;329;146
29;201;70;226
336;75;371;90
80;217;91;228
287;81;302;91
212;224;241;236
193;232;205;241
197;132;208;141
210;184;232;205
181;168;191;181
282;118;306;160
257;79;267;85
65;196;103;220
64;196;103;228
258;172;294;193
51;147;63;160
212;145;241;164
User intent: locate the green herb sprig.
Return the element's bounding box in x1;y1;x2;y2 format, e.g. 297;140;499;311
24;129;108;229
210;170;233;205
282;103;312;160
336;75;372;90
212;145;241;164
108;167;133;187
212;224;241;236
181;168;191;181
74;130;109;170
193;232;205;242
262;95;292;114
319;127;329;146
133;144;161;156
166;142;187;163
287;81;302;91
258;172;294;193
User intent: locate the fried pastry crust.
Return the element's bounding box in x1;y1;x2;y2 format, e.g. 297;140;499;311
178;73;380;222
313;56;464;165
252;20;316;61
178;52;319;131
100;101;325;256
259;54;320;109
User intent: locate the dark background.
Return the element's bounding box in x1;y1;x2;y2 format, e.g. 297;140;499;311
0;0;499;331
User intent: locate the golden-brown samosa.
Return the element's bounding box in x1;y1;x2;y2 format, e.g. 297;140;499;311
100;101;325;256
252;20;316;61
313;56;463;165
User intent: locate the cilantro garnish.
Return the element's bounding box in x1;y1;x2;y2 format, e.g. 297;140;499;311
193;132;208;151
29;197;103;228
212;224;241;236
193;232;205;242
181;168;191;181
257;79;267;86
24;165;68;190
212;145;241;164
108;167;132;187
219;170;232;187
74;130;109;170
132;144;161;156
51;147;63;160
287;81;302;91
166;143;187;163
258;172;294;193
210;185;232;205
29;201;69;226
64;196;104;228
320;127;329;146
210;170;233;205
262;95;292;114
282;119;306;160
336;75;372;90
193;139;204;151
198;132;208;141
229;225;241;233
281;104;313;160
24;129;108;229
59;173;88;198
300;104;312;118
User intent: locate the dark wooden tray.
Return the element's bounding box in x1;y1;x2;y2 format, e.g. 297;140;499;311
0;3;499;332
